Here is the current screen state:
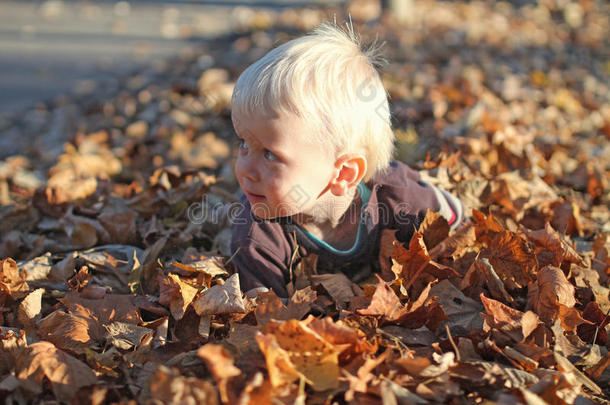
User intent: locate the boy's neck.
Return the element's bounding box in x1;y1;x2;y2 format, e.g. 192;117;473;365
292;187;363;249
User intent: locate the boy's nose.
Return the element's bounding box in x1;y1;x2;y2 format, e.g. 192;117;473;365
236;155;260;182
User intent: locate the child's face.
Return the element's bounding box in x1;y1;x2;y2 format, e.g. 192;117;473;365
233;111;336;219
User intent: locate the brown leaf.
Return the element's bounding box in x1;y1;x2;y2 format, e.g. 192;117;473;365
391;231;432;290
142;365;219;405
483;230;537;291
431;280;483;333
473;209;505;245
418;209;450;249
36;309;93;354
192;273;245;316
103;321;153;350
255;288;315;327
197;344;241;404
310;272;357;309
571;264;610;313
576;301;609;345
558;305;592;332
429;222;476;261
461;258;514;304
357;275;404;320
39;293;142;350
528;265;576;324
525;223;584;268
15;341;97;403
480;294;540;342
158;273;199;320
0;328;27;375
0;258;29;304
98;210;137;245
308;316;376;362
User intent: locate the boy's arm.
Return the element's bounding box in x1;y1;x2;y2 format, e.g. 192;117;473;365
395;161;464;229
231;237;291;299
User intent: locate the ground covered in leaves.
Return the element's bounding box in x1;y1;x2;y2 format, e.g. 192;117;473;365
1;0;610;403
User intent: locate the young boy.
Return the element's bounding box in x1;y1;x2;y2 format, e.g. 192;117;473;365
229;23;463;299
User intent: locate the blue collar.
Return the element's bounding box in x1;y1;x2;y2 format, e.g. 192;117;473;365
297;182;371;255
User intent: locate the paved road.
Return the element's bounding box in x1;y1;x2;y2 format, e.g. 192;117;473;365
0;0;342;115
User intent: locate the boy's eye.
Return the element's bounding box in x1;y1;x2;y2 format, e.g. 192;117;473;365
264;149;279;161
238;138;249;151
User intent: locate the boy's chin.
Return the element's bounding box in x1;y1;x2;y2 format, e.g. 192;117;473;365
250;203;297;220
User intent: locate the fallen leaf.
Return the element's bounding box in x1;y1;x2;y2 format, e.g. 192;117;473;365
141;365;219;405
528;265;576;324
15;341;97;403
197;344;241;403
17;288;44;336
310;272;356;309
254;331;302;388
259;317;341;391
158;273;199;320
480;294;540;342
0;258;29;304
103;321;153;350
431;279;483;333
192;273;245;316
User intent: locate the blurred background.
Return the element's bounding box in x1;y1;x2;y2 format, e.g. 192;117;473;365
0;0;345;114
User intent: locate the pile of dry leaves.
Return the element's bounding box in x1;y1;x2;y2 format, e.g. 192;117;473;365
1;0;609;403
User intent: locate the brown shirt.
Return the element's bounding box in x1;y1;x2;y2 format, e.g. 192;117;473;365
230;161;463;298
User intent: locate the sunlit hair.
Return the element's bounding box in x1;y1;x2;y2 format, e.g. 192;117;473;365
231;22;394;181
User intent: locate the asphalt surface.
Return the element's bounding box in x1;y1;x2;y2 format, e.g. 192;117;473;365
0;0;342;115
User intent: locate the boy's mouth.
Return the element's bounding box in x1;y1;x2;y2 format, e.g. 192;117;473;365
245;191;265;203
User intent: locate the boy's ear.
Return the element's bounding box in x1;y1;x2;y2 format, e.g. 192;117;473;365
329;154;367;197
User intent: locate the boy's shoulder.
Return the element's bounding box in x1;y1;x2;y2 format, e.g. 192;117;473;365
369;160;421;188
229;196;294;258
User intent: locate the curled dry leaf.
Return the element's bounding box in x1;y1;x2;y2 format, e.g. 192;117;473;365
0;258;29;303
528;265;576;324
192;273;245;316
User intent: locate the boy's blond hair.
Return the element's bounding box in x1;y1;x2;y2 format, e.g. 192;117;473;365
231;22;394;181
